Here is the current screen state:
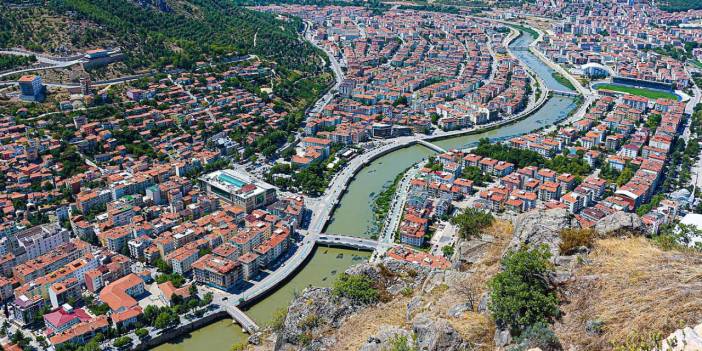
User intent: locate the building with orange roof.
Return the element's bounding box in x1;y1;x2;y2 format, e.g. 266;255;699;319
98;273;144;312
49;316;109;346
18;75;44;102
237;252;259;281
387;246;450;270
193;254;241;291
158;281;192;305
538;181;562;201
166;244;199;275
111;306;142;329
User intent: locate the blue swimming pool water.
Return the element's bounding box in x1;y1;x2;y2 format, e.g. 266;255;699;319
219;173;246;188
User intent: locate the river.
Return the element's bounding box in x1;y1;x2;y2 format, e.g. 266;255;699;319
153;26;577;350
326;29;577;238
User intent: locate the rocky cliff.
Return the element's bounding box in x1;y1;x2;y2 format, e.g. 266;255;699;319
252;212;702;351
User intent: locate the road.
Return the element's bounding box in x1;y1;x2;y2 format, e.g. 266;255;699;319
303;20;344;116
0;49;85;79
0;72;152;88
168;74;217;124
24;99;136;122
684;69;702;116
378;162;424;244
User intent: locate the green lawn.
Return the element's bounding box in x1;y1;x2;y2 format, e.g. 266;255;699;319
594;84;678;100
691;60;702;69
551;72;576;91
508;24;538;39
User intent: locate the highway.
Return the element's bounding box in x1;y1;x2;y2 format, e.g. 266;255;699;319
0;72;152;88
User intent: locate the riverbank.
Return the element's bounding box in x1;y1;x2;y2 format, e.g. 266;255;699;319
153;247;371;351
372;168;409;240
552;72;576;90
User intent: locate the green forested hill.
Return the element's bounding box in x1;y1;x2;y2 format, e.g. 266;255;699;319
48;0;322;71
0;0;325;73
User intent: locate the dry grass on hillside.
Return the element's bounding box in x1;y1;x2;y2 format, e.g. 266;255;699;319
330;220;513;351
331;295;412;350
472;219;514;287
555;237;702;350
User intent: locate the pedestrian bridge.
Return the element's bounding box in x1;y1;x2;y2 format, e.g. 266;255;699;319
417;139;447;153
552;90;579;97
226;305;259;334
317;234;379;250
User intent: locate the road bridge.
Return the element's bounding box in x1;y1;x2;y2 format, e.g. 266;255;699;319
552;90;580;97
317;234;379;250
417;140;447;153
225;305;259;334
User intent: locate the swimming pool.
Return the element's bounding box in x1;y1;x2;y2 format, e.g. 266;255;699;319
218;173;246;188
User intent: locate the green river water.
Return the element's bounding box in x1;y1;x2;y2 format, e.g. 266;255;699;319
153;247;371;350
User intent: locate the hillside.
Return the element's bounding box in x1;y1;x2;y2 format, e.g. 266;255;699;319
254;210;702;351
0;0;331;115
0;0;326;74
555;237;702;350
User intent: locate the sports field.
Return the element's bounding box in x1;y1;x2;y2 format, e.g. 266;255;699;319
594;84;678;100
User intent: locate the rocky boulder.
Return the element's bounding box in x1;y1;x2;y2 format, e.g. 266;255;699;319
279;287;357;349
359;326;412;351
662;323;702;351
452;235;495;268
507;208;576;258
594;211;644;236
277;259;432;350
412;313;471;351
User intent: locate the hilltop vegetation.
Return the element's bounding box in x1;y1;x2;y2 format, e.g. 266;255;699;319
0;54;36;71
53;0;323;71
0;0;326;74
